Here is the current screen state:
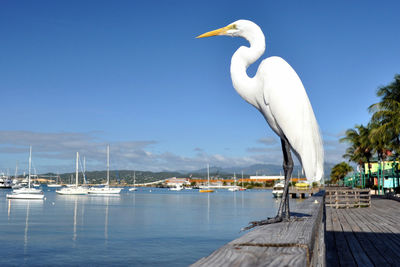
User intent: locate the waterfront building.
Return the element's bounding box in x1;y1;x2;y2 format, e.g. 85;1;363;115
166;177;190;187
249;175;284;181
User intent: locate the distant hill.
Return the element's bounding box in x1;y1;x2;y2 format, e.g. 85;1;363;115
56;170;181;185
42;163;334;184
186;163;334;178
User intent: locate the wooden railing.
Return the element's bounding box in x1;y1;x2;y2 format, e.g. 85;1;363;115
385;192;400;202
325;188;370;208
191;191;326;267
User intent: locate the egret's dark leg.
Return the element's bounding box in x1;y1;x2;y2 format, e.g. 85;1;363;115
242;138;294;231
281;138;293;220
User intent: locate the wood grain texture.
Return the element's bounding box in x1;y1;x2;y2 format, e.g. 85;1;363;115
326;197;400;266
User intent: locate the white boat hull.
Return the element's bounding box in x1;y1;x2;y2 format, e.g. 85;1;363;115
7;193;44;199
88;187;122;195
170;188;183;191
129;188;137;191
272;190;284;198
47;184;62;188
13;188;43;194
56;187;88;195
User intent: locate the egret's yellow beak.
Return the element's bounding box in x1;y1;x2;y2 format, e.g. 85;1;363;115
196;24;235;38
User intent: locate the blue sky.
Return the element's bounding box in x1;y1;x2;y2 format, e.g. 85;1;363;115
1;0;400;174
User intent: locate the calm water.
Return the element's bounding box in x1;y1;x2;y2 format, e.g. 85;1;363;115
0;187;301;266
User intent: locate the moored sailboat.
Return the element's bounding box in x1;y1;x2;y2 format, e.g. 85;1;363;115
129;171;137;191
199;164;214;193
88;145;122;195
7;146;44;199
47;173;62;188
228;172;239;192
56;152;88;195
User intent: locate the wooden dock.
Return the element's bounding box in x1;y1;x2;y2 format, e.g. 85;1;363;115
326;197;400;266
192;190;400;266
289;187;320;198
191;191;325;266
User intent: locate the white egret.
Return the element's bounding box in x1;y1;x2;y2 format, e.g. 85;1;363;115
197;20;323;229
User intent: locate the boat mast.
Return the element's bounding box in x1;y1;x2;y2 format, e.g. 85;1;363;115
14;161;18;181
28;145;32;188
207;163;210;187
83;156;87;184
75;152;79;187
134;171;136;187
107;145;110;186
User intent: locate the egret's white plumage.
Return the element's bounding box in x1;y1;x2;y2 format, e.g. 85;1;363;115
198;20;324;182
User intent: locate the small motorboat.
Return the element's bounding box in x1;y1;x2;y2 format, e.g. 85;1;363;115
272;182;285;198
170;184;183;191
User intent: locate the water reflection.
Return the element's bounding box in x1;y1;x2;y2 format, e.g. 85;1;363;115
24;201;30;253
207;193;210;224
0;189;291;266
6;199;44;255
56;195;87;246
8;199;11;218
88;195;121;243
233;191;237;216
105;197;109;242
73;198;77;242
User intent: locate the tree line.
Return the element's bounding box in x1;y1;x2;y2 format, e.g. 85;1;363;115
330;74;400;186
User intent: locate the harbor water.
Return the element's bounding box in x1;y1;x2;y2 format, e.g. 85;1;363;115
0;187;301;266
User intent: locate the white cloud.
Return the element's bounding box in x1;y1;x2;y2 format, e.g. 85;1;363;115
0;130;347;174
257;137;278;146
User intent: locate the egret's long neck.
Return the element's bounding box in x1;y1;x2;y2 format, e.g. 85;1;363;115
230;30;265;108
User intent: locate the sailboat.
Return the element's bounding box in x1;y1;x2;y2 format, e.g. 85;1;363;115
88;145;122;195
47;173;62;188
0;172;12;189
56;152;88;195
7;146;44;199
228;172;239;192
129;171;137;191
199;164;214;193
11;161;23;189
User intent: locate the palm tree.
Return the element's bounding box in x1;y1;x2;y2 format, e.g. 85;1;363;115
330;162;353;184
369;74;400;155
340;124;373;179
369;74;400;190
369;121;392;186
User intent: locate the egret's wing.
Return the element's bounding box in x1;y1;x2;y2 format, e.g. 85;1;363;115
260;57;324;181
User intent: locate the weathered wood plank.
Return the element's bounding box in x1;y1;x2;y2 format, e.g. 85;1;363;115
325;208;339;267
330;209;356;266
348;207;400;264
192;245;307;267
355;205;400;250
342;207;389;266
336;209;374;267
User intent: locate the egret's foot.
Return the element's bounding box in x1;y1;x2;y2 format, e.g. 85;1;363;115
241;215;303;231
